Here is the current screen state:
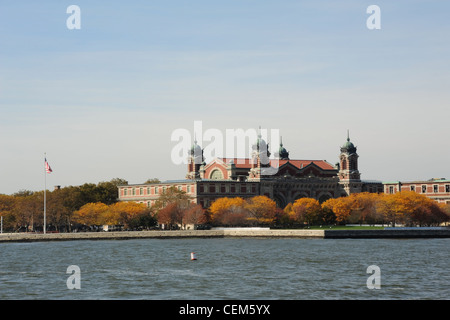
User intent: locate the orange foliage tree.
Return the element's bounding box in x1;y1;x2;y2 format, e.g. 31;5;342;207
379;191;449;226
108;202;150;228
322;197;352;223
74;202;109;226
346;193;383;225
245;196;277;225
291;198;322;225
209;197;248;226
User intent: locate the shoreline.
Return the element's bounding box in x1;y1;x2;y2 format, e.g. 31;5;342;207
1;228;450;242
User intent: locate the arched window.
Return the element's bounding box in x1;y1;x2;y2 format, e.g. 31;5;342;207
210;169;223;180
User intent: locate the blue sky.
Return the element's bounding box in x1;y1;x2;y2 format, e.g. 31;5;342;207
1;1;449;194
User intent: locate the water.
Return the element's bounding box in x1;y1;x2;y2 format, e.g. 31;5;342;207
0;238;448;300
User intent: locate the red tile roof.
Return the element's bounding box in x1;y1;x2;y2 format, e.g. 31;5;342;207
218;158;335;171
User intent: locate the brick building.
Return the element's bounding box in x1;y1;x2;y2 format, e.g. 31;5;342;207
383;179;450;204
118;132;383;208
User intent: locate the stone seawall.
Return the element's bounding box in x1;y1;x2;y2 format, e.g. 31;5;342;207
324;229;450;239
0;228;449;243
0;229;323;242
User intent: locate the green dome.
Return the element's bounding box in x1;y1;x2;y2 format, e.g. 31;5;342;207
342;138;355;149
341;132;357;154
278;137;289;160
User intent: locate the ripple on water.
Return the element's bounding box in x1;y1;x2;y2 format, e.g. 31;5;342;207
0;238;449;299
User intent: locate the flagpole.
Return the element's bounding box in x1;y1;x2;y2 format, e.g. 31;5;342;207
44;153;46;234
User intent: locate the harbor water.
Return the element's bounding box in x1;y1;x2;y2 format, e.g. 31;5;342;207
0;238;448;299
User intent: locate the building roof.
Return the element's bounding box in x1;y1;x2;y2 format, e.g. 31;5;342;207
217;158;336;171
383;179;450;185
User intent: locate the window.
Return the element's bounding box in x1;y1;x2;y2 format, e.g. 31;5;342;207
433;185;438;193
132;188;136;196
446;185;450;193
410;185;415;192
187;185;191;193
154;187;158;194
140;188;143;195
124;188;128;196
389;186;394;194
147;187;150;195
422;185;427;193
210;169;223;180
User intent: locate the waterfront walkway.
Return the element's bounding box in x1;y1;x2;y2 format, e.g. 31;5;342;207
1;228;449;242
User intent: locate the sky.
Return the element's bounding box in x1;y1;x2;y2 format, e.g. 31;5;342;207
1;0;449;194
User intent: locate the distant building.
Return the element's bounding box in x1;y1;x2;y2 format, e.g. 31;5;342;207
118;132;383;208
383;179;450;204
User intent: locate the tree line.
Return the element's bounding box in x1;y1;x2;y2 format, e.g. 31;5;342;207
0;178;129;232
209;191;450;228
1;180;449;232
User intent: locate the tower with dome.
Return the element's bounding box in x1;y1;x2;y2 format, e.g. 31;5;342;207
118;131;383;208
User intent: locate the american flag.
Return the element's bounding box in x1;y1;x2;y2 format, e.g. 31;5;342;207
45;158;53;173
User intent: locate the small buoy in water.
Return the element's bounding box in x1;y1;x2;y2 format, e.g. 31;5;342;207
190;252;197;260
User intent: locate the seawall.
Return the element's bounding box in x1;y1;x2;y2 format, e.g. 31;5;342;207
0;229;324;242
324;229;450;239
1;228;450;242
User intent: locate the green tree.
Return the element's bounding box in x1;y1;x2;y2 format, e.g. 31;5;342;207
144;178;160;184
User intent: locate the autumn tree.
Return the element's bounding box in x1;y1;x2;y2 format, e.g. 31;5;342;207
322;197;353;224
157;202;184;229
209;197;249;226
184;204;207;227
291;198;322;226
46;189;72;232
153;186;191;211
13;192;43;232
386;191;449;226
244;196;277;226
0;194;17;232
108;202;150;228
73;202;109;226
346;193;383;225
153;186;192;228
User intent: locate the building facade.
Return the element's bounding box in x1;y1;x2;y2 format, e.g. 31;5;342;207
383;179;450;204
118;132;384;208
